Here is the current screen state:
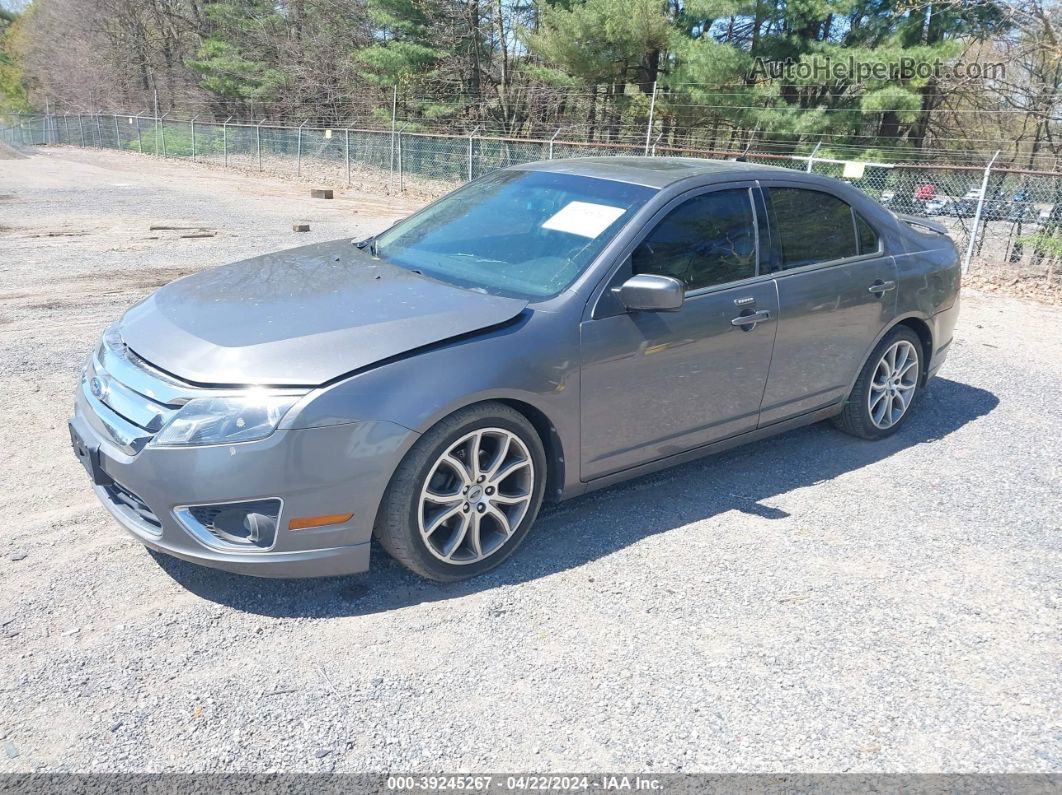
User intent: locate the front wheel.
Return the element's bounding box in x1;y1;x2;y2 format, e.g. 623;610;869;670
374;402;547;581
833;326;923;440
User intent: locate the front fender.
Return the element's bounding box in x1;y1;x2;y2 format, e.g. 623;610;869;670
281;308;581;482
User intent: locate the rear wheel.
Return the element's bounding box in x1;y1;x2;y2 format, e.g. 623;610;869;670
833;326;923;440
375;402;547;581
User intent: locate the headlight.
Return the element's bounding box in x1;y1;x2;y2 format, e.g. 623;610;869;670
152;393;300;447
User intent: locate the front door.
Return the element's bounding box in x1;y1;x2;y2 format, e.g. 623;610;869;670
579;186;779;480
757;184;899;425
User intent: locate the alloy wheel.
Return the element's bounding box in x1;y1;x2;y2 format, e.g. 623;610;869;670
418;428;535;565
867;339;920;429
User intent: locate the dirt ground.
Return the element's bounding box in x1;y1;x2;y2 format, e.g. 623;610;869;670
0;147;1059;774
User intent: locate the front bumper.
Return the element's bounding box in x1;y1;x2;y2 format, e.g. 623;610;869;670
70;387;417;578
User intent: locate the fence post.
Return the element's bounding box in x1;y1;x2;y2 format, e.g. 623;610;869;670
257;120;264;171
297;120;307;176
389;129;396;189
159;113;168;156
398;131;403;192
390;84;398;179
467;125;482;182
223;116;232;166
135;115;143;153
95;112;103;148
962;150;1000;274
113;114;121;150
643;81;657;156
651;132;663;157
549;128;561;160
741;129;758;160
77;114;85;147
345;128;351;186
190;116;197;161
806;140;822;172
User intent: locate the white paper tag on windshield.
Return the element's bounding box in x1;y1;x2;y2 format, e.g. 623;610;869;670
542;201;626;238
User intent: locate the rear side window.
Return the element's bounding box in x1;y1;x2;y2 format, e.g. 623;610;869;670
767;188;858;268
856;214;880;254
632;189;756;290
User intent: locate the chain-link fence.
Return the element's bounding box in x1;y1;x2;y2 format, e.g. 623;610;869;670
3;111;1060;297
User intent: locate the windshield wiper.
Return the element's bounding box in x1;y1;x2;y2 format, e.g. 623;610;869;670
354;236;380;257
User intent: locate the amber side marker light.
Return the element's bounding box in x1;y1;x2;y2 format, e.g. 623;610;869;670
289;513;354;531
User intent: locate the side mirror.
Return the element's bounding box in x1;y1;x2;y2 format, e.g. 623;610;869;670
614;274;685;312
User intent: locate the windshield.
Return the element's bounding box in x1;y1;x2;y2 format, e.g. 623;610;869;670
374;169;655;299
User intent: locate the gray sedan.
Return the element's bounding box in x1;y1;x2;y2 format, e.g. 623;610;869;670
69;158;960;581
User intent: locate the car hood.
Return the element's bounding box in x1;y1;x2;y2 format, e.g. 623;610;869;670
118;238;528;386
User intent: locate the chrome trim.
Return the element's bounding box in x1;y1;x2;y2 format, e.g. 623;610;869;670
730;309;772;327
80;376;153;454
89;362;173;432
174;497;286;554
96;337;197;406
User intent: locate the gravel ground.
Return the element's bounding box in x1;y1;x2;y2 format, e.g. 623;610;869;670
0;147;1060;774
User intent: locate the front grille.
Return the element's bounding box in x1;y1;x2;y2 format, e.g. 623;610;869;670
80;327;308;455
104;481;162;534
80;332;195;454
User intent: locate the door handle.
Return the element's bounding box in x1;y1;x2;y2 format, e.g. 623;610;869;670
731;309;772;328
868;280;896;295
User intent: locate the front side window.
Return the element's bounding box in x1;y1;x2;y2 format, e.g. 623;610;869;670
631;189;757;290
374;170;655;300
768;188;859;269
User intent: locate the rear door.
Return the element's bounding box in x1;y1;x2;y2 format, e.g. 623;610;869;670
757;183;898;426
579;184;778;480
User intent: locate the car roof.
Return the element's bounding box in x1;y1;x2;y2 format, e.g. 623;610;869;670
514;156;799;189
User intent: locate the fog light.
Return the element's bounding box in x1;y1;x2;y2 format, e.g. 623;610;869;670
212;508;277;546
177;499;281;551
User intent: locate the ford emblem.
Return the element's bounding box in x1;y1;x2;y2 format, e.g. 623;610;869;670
90;376;108;400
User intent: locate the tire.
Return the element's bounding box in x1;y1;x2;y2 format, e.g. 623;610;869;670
833;326;924;440
374;402;547;582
